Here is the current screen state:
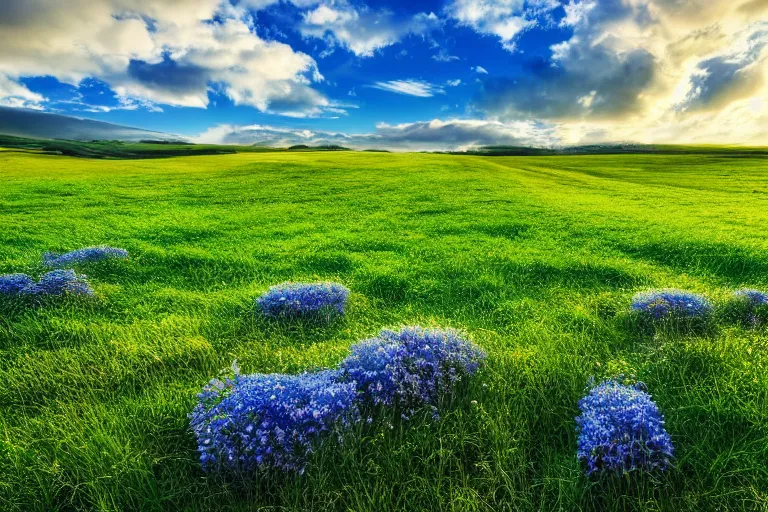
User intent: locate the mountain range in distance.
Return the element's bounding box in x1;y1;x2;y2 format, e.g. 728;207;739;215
0;107;173;142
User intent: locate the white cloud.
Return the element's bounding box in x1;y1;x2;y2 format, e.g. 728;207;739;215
300;3;442;57
477;0;768;145
677;25;768;113
432;49;460;62
473;66;489;74
197;117;559;151
370;79;445;97
0;74;46;110
446;79;462;86
444;0;557;51
0;0;336;117
239;0;320;9
559;0;595;27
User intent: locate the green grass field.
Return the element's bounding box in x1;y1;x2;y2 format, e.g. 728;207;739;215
1;150;767;511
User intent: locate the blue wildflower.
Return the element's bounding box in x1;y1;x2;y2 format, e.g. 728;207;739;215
256;282;349;318
43;246;129;267
576;380;674;476
338;327;486;416
725;289;768;326
733;289;768;307
0;273;34;295
631;289;712;320
0;270;94;298
29;269;95;297
190;367;359;474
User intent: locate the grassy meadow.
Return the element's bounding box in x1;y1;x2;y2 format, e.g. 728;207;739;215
1;149;767;511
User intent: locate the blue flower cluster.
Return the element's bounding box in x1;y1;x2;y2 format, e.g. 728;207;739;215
727;289;768;326
256;282;349;318
0;269;94;297
43;246;129;267
576;380;673;476
0;273;34;295
631;289;712;320
338;327;486;415
732;289;768;307
1;245;127;302
190;366;359;474
191;326;486;474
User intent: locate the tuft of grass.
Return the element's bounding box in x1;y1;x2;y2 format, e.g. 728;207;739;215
1;150;768;510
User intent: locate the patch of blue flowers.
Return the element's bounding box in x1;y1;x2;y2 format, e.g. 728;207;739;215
732;289;768;307
0;270;94;297
43;246;129;268
256;282;349;318
192;326;486;474
190;365;359;474
338;327;486;416
0;273;35;295
576;380;673;476
726;289;768;326
631;289;712;320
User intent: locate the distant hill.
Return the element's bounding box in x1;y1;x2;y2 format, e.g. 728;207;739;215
285;144;351;151
0;107;172;142
449;144;768;157
0;134;282;159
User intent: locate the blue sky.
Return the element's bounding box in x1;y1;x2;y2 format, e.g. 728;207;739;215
0;0;766;149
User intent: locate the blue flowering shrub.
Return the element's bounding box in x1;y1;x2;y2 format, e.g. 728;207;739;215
576;380;674;476
338;327;486;417
190;365;359;474
43;246;129;267
630;289;712;332
0;270;94;298
722;289;768;327
256;282;349;319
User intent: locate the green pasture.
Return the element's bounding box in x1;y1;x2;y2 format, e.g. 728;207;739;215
0;150;766;511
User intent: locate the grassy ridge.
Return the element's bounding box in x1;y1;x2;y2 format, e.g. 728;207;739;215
0;135;276;159
462;144;768;156
0;151;767;511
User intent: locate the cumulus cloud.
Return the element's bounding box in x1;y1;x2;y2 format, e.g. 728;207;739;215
370;80;446;97
371;118;557;149
299;3;442;57
0;75;46;110
478;0;659;121
196;117;559;150
444;0;558;51
471;0;768;145
677;26;768;113
480;39;657;120
0;0;336;116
